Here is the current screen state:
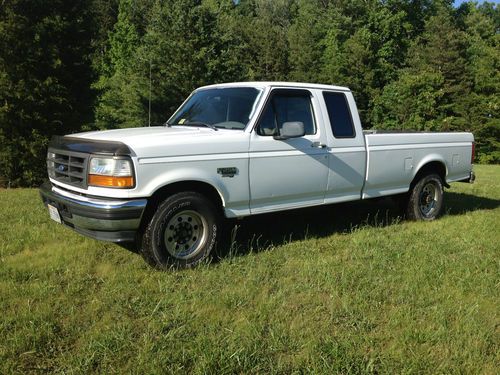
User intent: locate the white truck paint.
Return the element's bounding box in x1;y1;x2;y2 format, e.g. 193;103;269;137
40;81;475;268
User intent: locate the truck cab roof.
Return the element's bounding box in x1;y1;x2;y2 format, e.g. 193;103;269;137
197;81;350;92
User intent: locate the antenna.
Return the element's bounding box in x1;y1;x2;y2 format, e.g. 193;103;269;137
148;58;152;127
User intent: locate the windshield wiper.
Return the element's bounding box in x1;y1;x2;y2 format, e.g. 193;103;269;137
171;121;218;131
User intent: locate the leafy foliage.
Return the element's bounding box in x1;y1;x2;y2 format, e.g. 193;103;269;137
0;0;95;186
0;0;498;186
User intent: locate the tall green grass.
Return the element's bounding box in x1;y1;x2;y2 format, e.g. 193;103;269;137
1;165;499;374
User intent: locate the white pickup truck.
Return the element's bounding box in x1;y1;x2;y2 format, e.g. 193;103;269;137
40;82;475;268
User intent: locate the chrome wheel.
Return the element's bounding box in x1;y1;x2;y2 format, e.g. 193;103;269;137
164;210;207;259
406;173;444;221
419;182;438;217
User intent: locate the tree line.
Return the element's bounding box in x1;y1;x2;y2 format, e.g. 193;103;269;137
0;0;498;186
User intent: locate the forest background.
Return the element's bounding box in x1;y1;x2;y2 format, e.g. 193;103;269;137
0;0;498;186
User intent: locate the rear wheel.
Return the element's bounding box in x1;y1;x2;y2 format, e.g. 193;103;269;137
140;191;220;269
406;173;444;221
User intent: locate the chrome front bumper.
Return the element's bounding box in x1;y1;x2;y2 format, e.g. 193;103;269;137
39;181;147;242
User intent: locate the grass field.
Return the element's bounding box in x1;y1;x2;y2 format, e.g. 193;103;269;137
1;165;499;374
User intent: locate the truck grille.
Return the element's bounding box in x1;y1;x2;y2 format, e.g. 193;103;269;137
47;149;89;189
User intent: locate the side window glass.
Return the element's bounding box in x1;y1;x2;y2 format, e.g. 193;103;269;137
323;92;355;138
257;91;316;136
258;104;277;136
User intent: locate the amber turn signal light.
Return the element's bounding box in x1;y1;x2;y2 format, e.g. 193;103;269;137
88;175;134;188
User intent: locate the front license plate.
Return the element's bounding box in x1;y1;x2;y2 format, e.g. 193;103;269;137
47;204;61;224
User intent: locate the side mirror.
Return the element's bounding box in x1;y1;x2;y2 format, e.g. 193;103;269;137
273;121;305;140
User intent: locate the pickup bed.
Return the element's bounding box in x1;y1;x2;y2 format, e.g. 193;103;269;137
40;82;475;268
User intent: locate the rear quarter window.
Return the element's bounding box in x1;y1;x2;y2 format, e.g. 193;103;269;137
323;92;355;138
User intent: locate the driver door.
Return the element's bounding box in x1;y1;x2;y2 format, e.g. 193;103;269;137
248;88;329;214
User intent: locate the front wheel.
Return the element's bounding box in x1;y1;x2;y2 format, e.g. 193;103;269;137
406;173;444;221
140;192;220;269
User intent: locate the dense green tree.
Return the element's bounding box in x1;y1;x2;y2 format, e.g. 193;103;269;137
1;0;498;186
373;1;499;162
240;0;293;80
93;0;147;129
93;0;251;129
373;5;469;130
89;0;119;77
140;0;250;124
373;71;446;130
288;0;329;82
459;3;500;162
303;0;416;126
0;0;94;186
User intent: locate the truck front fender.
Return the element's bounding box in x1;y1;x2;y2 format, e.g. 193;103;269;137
143;167;228;207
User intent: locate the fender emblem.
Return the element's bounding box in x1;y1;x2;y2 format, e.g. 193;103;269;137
217;167;238;177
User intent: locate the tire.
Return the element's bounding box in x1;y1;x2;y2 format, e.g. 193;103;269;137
140;191;220;269
406;173;444;221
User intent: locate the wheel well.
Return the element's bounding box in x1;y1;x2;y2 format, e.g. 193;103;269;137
139;181;225;232
411;161;447;189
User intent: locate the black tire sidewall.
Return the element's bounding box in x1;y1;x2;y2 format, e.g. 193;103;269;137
142;192;219;268
407;174;444;221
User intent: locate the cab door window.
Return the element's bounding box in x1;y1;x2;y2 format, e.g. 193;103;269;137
257;90;316;136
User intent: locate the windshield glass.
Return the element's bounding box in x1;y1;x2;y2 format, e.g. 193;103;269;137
168;87;262;130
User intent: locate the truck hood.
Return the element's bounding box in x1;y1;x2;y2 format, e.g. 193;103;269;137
70;126;249;159
73;126;217;143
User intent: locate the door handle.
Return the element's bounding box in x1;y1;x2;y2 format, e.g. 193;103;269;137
311;142;327;149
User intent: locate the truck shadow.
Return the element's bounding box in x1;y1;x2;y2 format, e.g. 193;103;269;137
218;191;500;259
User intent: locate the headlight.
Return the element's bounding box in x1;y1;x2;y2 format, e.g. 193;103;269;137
88;157;134;188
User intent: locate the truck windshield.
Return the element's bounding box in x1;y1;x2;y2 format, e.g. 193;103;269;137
168;87;263;130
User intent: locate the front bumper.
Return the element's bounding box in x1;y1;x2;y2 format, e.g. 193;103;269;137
39;181;147;242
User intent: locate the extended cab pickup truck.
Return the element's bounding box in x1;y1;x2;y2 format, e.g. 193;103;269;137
40;82;475;268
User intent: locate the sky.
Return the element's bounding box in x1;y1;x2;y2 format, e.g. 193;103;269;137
454;0;499;6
